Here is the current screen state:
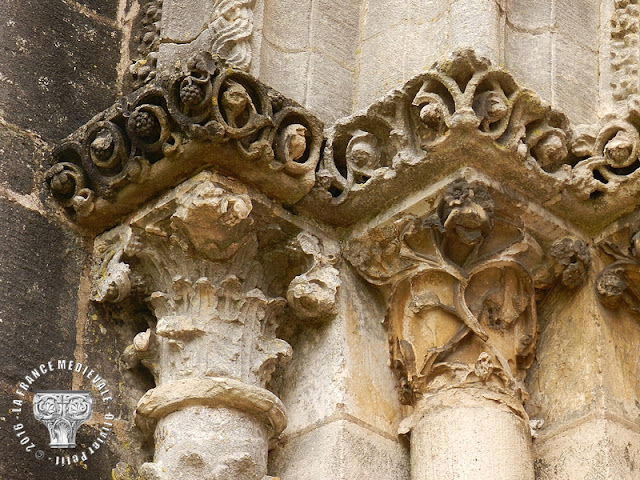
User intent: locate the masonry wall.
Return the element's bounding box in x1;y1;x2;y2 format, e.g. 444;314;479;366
0;1;131;478
4;1;640;479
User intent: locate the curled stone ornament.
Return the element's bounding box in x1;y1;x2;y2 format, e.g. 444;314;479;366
306;49;572;226
596;268;629;308
286;232;340;320
473;89;509;132
596;229;640;316
45;161;87;207
46;52;323;229
530;129;569;172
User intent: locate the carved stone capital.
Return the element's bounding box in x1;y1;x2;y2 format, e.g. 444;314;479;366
90;171;341;479
345;178;584;419
92;173;294;388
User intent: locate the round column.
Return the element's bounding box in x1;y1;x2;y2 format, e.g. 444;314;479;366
409;390;534;480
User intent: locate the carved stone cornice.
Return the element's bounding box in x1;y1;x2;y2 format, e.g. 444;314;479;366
48;49;640;240
298;50;572;227
290;50;640;236
46;53;322;232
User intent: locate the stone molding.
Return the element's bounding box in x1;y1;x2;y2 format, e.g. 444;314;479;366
136;376;287;436
610;0;640;102
297;50;640;235
48;49;640;238
46;52;322;232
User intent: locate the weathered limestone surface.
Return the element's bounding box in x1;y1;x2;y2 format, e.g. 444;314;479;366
411;394;534;480
10;0;640;479
534;417;640;480
269;266;408;479
270;420;410;480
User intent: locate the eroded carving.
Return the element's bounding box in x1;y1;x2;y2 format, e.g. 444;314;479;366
345;180;544;414
209;0;254;70
286;232;341;320
610;0;639;101
571;99;640;200
130;0;163;89
47;52;322;230
596;226;640;315
549;238;591;289
314;50;571;206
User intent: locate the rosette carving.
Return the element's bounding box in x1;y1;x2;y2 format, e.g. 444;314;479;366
46;52;323;230
571;98;640;200
45;147;95;217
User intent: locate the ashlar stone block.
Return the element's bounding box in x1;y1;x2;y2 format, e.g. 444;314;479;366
269;420;410;480
403;14;450;81
505;29;553;103
310;0;360;67
306;52;354;123
362;0;405;41
554;34;598;124
554;0;600;51
507;0;553;30
449;0;502;63
534;417;640;480
355;24;405;110
262;0;312;51
259;42;309;106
